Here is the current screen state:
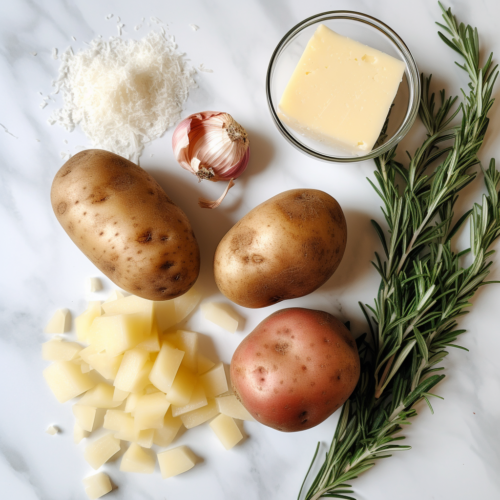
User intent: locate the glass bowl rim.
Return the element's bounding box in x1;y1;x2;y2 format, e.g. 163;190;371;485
266;10;421;163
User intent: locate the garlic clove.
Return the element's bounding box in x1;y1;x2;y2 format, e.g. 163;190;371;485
172;111;250;208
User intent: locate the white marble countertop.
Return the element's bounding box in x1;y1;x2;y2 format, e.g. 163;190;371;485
1;0;500;499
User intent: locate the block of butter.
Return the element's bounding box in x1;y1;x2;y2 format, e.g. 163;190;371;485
278;24;405;156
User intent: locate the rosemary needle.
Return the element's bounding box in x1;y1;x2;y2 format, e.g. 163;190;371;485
300;3;500;500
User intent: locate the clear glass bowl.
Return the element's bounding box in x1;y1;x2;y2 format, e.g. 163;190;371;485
266;11;420;163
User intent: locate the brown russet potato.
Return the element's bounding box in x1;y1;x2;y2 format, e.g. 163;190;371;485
51;149;200;300
214;189;347;308
230;308;360;432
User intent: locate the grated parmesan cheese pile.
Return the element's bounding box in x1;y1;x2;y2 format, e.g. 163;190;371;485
48;31;196;162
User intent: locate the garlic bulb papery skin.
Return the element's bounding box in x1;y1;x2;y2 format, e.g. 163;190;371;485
172;111;250;208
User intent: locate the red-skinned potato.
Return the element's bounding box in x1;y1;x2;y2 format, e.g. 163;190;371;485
230;308;360;432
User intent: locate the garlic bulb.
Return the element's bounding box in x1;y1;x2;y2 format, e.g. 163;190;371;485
172;111;250;208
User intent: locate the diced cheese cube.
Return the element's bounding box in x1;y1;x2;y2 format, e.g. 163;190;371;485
209;414;243;450
86;277;102;293
216;394;255;421
173;287;201;324
43;361;96;403
120;443;155;474
197;353;216;375
179;398;219;429
88;313;151;356
113;387;129;402
134;392;170;430
79;383;122;409
171;381;207;417
83;472;112;499
45;425;59;435
84;433;121;470
149;342;184;393
201;302;239;333
73;405;97;432
74;423;90;444
278;24;405;155
199;362;228;398
113;348;149;392
75;302;101;341
153;409;183;447
158;446;197;479
165;366;197;407
44;308;70;334
42;339;82;361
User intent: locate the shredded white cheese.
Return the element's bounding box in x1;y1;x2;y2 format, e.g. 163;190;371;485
189;24;199;31
48;31;196;163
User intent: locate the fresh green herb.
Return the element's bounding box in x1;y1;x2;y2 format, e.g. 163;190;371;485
299;4;500;500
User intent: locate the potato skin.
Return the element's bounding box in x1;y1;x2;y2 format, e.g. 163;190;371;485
51;149;200;300
230;308;360;432
214;189;347;308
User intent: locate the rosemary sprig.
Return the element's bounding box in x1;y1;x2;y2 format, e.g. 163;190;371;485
299;4;500;500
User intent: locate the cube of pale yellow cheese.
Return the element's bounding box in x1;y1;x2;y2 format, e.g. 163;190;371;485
112;387;129;402
201;302;239;333
165;366;197;407
153;409;183;447
75;302;101;341
74;423;90;444
113;348;149;392
209;414;243;450
171;381;207;417
197;353;216;375
83;472;112;499
134;392;170;430
179;398;219;429
200;362;228;398
73;404;97;432
79;383;122;409
44;308;70;334
173;287;201;324
86;277;102;293
84;433;121;470
158;446;197;479
120;443;155;474
216;394;255;421
278;24;405;155
88;312;151;356
149;342;184;393
43;361;96;403
42;339;82;361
